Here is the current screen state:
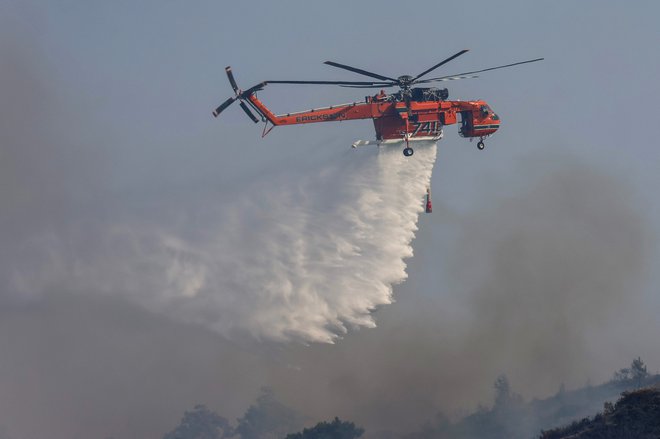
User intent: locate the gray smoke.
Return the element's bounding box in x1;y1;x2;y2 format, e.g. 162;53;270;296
257;156;651;436
0;16;654;439
447;158;650;394
0;22;437;344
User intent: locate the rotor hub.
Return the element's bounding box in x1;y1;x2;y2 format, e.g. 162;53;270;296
397;75;414;88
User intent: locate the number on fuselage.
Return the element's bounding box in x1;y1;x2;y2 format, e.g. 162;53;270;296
411;121;441;137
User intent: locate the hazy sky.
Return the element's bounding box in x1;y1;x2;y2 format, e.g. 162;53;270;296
1;1;659;438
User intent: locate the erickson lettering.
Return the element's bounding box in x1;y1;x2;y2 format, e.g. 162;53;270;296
296;113;347;122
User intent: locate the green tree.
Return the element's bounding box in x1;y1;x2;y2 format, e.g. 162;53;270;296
284;417;364;439
493;374;511;408
612;357;650;387
163;404;232;439
235;387;302;439
631;357;649;387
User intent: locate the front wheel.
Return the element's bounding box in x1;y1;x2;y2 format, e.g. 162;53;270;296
477;141;485;150
403;147;414;157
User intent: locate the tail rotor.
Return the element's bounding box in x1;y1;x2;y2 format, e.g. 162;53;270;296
212;66;265;123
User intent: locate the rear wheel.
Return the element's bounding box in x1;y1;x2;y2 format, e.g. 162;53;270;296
403;147;414;157
477;140;485;150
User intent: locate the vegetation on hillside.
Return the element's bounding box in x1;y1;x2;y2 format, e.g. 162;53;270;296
162;358;659;439
540;386;660;439
284;417;364;439
403;357;659;439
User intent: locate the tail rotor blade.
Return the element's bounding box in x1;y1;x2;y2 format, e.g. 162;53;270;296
212;96;237;117
226;66;239;93
239;101;259;123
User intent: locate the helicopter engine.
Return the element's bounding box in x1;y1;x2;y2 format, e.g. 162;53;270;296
410;87;449;102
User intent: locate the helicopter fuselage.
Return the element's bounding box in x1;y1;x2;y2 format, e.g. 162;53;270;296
246;86;500;143
213;53;543;154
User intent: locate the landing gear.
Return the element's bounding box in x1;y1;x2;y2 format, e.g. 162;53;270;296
477;140;485;150
403;147;414;157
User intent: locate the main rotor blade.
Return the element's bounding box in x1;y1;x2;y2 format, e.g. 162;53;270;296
265;80;392;86
420;57;545;82
239;101;260;123
212;96;237;117
225;66;239;93
323;61;398;82
415;74;479;84
340;83;398;89
412;49;470;81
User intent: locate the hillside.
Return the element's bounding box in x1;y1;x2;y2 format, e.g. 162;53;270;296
402;368;660;439
539;386;660;439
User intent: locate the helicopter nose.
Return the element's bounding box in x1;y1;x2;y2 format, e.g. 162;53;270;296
486;107;501;129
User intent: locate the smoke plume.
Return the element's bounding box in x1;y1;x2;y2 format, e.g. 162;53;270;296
4;107;436;344
2;16;439;344
1;13;655;439
255;154;652;437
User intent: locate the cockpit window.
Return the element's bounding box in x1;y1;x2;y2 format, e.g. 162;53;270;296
481;105;499;120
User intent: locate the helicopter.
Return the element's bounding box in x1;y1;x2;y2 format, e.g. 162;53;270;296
212;49;543;157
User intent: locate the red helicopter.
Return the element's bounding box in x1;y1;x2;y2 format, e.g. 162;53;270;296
212;49;543;157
